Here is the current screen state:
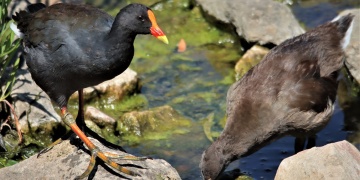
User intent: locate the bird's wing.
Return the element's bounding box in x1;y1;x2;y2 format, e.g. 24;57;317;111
276;57;338;113
22;4;114;52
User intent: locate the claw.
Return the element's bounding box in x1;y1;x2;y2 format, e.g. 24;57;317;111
62;109;145;178
75;151;98;180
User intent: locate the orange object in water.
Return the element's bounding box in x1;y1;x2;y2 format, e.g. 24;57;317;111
177;38;186;52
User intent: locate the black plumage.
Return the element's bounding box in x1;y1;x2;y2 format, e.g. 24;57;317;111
12;3;168;178
14;3;163;107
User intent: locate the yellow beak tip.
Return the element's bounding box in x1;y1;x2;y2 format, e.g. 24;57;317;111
157;35;169;44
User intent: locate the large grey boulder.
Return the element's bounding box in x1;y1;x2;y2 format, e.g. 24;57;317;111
196;0;304;45
11;67;61;134
0;137;181;180
275;140;360;180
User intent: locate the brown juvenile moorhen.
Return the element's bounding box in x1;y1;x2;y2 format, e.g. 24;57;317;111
12;2;168;179
200;14;354;180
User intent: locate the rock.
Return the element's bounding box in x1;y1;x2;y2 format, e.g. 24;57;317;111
70;68;140;101
195;0;304;45
11;67;61;134
235;45;269;80
117;105;192;141
275;140;360;180
85;106;116;127
341;9;360;84
84;120;102;135
0;137;181;180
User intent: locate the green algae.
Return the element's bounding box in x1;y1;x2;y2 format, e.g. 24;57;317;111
0;159;17;168
92;94;149;117
0;129;56;168
116;105;192;145
221;74;235;85
236;175;254;180
201;112;215;142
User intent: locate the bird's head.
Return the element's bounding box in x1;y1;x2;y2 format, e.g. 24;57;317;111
117;3;168;44
199;142;227;180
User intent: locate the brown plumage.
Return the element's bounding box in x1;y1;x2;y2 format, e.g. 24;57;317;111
200;14;354;180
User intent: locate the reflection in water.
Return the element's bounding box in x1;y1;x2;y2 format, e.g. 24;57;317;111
338;75;360;149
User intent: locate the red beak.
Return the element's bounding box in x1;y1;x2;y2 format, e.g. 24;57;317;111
148;10;168;44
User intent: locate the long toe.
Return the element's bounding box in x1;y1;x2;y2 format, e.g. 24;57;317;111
75;147;141;180
94;148;141;177
103;152;150;161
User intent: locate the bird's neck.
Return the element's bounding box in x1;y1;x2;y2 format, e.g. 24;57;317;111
107;12;137;42
214;134;248;163
217;115;283;161
106;25;137;46
100;29;136;78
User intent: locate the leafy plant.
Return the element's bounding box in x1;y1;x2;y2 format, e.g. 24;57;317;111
0;0;22;147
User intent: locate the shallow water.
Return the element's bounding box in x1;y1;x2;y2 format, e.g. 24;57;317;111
113;1;360;180
291;0;359;28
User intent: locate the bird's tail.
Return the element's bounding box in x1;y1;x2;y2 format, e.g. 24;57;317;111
332;14;355;50
12;3;46;21
11;3;47;38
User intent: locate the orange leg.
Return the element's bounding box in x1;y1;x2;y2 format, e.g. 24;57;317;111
61;107;143;179
38;89;86;157
39;89;146;178
76;89;127;152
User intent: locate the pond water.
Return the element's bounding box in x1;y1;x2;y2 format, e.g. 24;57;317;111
110;1;360;180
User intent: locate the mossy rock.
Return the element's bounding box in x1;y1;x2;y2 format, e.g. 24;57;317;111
116;105;192;144
235;45;269;80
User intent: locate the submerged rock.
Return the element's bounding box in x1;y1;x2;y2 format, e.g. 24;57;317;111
275;140;360;180
195;0;304;45
342;9;360;84
0;137;181;180
235;45;269;80
70;68;140;101
117;105;192;142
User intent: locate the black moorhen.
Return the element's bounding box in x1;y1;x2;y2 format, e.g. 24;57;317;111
200;14;354;180
12;2;168;178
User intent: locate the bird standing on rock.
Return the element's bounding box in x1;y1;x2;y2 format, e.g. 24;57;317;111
200;14;354;180
12;2;168;179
